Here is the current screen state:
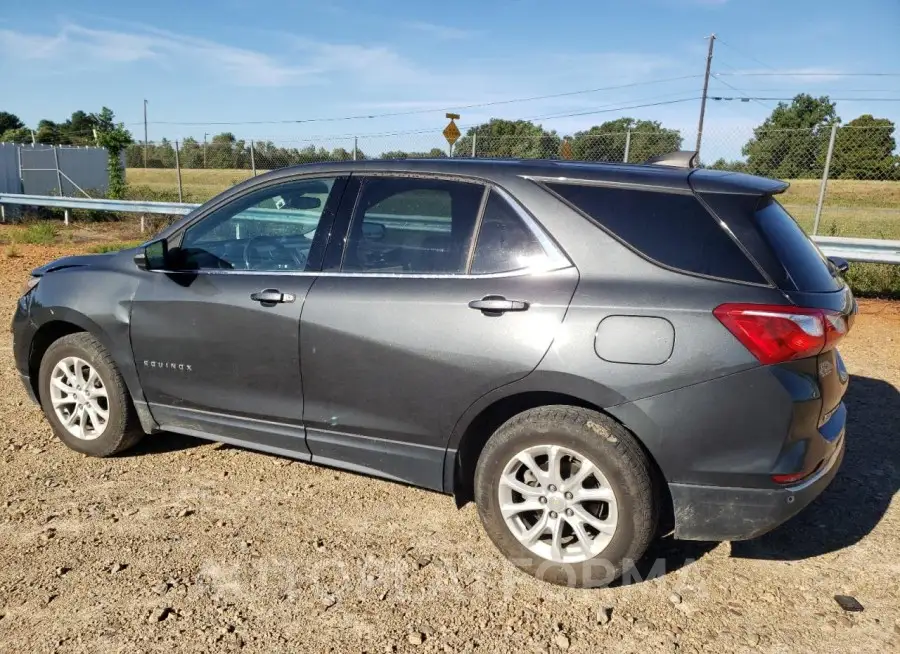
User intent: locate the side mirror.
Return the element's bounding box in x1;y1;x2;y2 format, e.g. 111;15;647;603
134;239;169;271
828;256;850;275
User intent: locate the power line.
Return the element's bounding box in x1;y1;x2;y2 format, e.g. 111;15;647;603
715;72;900;77
128;75;704;127
711;75;774;110
715;38;778;71
523;97;701;121
710;96;900;102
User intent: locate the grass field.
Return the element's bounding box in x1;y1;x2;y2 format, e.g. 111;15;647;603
126;168;900;240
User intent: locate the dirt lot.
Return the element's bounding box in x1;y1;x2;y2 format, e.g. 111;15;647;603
0;244;898;654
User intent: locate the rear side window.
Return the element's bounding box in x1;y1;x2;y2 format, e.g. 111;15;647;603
470;192;551;274
753;198;841;292
545;183;767;284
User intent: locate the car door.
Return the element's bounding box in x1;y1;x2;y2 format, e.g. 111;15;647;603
299;175;578;489
129;176;347;456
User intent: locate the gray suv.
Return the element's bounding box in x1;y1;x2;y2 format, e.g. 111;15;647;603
12;154;854;586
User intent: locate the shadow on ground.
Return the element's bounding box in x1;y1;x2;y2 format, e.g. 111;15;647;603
120;374;898;579
123;430;206;456
731;374;899;560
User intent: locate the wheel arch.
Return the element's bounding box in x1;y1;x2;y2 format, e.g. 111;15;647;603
444;374;672;531
27;309;157;435
27;310;109;400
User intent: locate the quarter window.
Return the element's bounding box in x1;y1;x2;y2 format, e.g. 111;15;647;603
545;183;766;284
342;177;484;274
470;192;553;274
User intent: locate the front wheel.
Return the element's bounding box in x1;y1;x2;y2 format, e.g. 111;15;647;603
474;406;658;587
38;332;144;457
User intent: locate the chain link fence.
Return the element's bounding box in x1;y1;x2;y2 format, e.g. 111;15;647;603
117;124;898;240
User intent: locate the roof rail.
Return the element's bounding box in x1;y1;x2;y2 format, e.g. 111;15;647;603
644;151;699;168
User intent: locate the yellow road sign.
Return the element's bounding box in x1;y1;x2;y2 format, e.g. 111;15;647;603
443;120;461;146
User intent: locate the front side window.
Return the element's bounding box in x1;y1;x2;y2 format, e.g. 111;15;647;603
179;178;337;271
342;177;484;274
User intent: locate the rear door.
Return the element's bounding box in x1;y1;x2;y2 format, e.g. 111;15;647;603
299;176;578;489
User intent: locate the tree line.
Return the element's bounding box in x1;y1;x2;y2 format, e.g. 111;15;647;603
2;93;898;180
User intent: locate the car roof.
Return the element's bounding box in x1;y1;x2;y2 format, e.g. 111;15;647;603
248;157;789;197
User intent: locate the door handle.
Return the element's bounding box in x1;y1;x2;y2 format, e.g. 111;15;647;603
468;295;529;314
250;289;295;304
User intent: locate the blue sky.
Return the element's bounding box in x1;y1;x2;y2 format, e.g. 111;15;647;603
1;0;899;160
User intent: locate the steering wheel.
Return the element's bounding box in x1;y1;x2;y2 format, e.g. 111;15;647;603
242;235;307;270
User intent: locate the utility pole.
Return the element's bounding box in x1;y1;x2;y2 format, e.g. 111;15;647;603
143;99;149;168
695;33;716;158
203;132;208;169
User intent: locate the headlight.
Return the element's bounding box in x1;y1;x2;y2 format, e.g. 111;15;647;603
20;276;40;296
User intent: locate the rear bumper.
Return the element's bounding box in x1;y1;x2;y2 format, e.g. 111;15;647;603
670;432;844;541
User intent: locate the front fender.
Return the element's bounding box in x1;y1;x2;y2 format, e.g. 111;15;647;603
28;265;147;420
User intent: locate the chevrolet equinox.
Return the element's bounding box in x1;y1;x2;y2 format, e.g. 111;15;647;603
12;153;854;586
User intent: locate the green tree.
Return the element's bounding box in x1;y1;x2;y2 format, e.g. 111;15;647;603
829;115;898;180
93;107;133;198
455;119;561;159
1;126;32;143
707;158;748;173
0;111;25;135
570;117;682;162
742;94;838;178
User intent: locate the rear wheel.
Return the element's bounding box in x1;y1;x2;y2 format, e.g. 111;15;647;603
474;406;657;587
38;333;143;457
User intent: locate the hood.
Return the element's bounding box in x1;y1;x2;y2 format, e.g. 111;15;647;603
31;252;117;277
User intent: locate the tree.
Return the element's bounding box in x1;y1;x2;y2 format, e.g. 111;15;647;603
707;158;748;173
454;119;561;159
1;126;32;143
829;114;898;180
93;107;133;198
742;94;838;178
0;111;24;135
569;117;682;162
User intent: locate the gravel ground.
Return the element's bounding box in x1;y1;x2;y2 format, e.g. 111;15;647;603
0;244;898;653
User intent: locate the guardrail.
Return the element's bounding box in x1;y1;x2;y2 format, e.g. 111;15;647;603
812;235;900;265
1;193;899;265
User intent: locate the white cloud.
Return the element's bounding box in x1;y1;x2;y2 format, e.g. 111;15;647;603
547;51;679;82
0;24;311;86
402;21;478;40
0;23;428;88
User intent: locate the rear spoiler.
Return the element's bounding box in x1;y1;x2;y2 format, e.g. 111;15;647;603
645;150;790;195
644;151;699;168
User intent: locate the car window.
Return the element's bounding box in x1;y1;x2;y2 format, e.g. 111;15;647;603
179;178;336;272
752;198;842;292
470;191;551;274
342;177;484;274
545;183;767;284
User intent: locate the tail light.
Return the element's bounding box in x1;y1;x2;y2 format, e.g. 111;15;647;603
713;303;849;365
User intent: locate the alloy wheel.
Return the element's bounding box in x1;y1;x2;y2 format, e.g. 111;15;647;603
48;356;110;441
498;444;618;563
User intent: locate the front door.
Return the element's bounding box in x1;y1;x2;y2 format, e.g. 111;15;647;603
130;176;346;456
300;177;578;488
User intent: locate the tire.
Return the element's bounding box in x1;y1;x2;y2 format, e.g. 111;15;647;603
474;405;657;587
38;332;144;457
